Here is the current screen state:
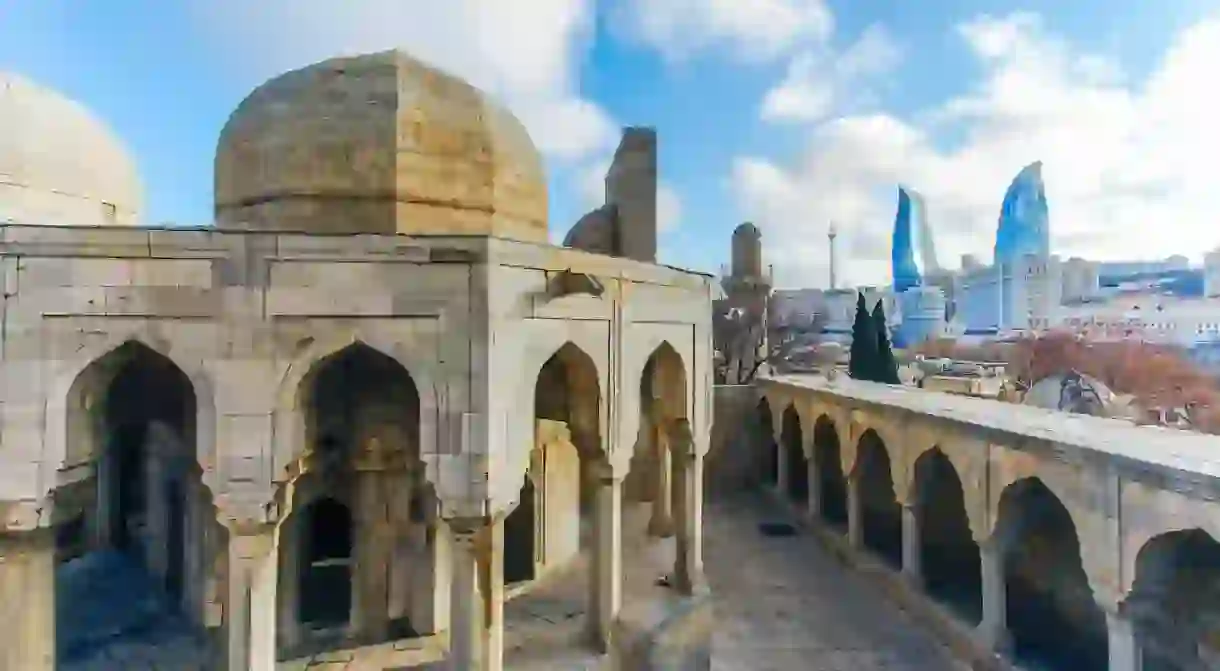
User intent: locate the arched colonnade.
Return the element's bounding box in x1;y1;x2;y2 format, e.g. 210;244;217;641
750;390;1220;671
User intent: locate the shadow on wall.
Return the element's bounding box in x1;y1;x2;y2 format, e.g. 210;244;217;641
706;386;760;496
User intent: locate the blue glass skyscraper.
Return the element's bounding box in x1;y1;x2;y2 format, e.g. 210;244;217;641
994;161;1050;265
892;186;937;293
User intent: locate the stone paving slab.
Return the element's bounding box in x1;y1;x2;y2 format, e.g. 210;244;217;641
57;551;209;671
706;494;968;671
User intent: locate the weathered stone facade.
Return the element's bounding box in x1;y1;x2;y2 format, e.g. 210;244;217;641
744;374;1220;671
0;51;714;671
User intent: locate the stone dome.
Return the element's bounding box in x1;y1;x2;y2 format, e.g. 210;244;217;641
0;73;142;226
214;51;548;241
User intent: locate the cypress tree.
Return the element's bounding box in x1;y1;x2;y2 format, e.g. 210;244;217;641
848;292;879;380
872;301;901;384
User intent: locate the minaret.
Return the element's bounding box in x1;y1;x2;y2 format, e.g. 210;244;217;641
828;222;839;290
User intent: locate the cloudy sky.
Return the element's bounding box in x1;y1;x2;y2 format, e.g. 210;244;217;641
1;0;1216;288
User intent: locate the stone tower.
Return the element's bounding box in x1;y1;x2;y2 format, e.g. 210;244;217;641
564;127;658;263
717;223;772;382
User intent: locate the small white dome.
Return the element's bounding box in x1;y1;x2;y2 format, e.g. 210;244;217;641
0;73;142;226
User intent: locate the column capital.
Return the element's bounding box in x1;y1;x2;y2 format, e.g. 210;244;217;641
226;523;276;560
588;459;622;484
447;516;492;546
215;491;281;530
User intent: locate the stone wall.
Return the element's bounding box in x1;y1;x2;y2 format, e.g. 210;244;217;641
704;385;758;496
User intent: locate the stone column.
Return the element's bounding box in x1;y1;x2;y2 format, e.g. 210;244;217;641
847;477;863;549
352;471;391;641
276;511;302;652
671;422;708;596
774;425;789;497
146;437;169;581
0;528;57;671
424;521;452;636
388;478;413;624
648;419;675;537
93;446;115;549
1106;610;1143;671
901;505;921;585
806;442;822;520
588;461;623;653
976;537;1010;653
449;527;483;670
184;480;206;626
226;524;278;671
478;520;505;671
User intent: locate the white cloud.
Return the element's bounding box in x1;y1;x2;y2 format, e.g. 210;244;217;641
186;0;617;161
612;0;833;62
735;11;1220;289
577;160;682;233
761;24;902;123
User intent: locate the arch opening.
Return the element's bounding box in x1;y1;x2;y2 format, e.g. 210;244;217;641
856;430;902;568
813;416;847;529
621;343;687;593
279;341;428;657
756;400;777;487
782;407;807;504
912;449;981;624
1125;529;1220;670
995;477;1107;670
59;340;208;665
510;341;604;640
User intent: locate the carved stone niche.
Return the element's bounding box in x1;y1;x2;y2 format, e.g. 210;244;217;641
547;269;605;299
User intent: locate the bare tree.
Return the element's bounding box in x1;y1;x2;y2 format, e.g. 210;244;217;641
713;299;810;384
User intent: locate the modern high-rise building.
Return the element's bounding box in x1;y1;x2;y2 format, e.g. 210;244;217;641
957;161;1060;335
891;186;939;293
994;161;1050;265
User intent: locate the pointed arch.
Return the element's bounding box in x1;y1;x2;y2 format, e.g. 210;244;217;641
530;341;603;458
272;334;438;488
641;340;689;421
46;331;216;491
994;476;1108;669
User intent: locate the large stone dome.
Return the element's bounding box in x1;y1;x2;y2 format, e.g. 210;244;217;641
214;51;548;241
0;73;142;226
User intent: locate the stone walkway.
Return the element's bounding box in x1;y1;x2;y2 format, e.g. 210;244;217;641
706;494;967;671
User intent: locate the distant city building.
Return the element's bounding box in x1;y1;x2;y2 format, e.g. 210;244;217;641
771;288;826;327
1061;256;1101;304
896;285;949;347
1205;250;1220;298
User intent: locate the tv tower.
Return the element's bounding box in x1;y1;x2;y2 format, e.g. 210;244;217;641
828;222;839;289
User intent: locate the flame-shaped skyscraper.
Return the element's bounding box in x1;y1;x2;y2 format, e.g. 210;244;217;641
891;186;940;293
994;161;1050;265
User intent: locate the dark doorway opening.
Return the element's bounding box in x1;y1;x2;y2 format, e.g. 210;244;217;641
504;478;537;585
299;498;353;629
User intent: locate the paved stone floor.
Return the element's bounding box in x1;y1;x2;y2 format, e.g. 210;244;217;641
57;551;209;671
706;494;968;671
57;498;966;670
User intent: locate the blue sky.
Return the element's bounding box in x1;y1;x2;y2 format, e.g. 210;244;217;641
2;0;1216;287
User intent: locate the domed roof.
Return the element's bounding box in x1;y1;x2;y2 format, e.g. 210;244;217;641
214;51;547;241
0;73;142;226
1023;371;1115;416
733;222;761;237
